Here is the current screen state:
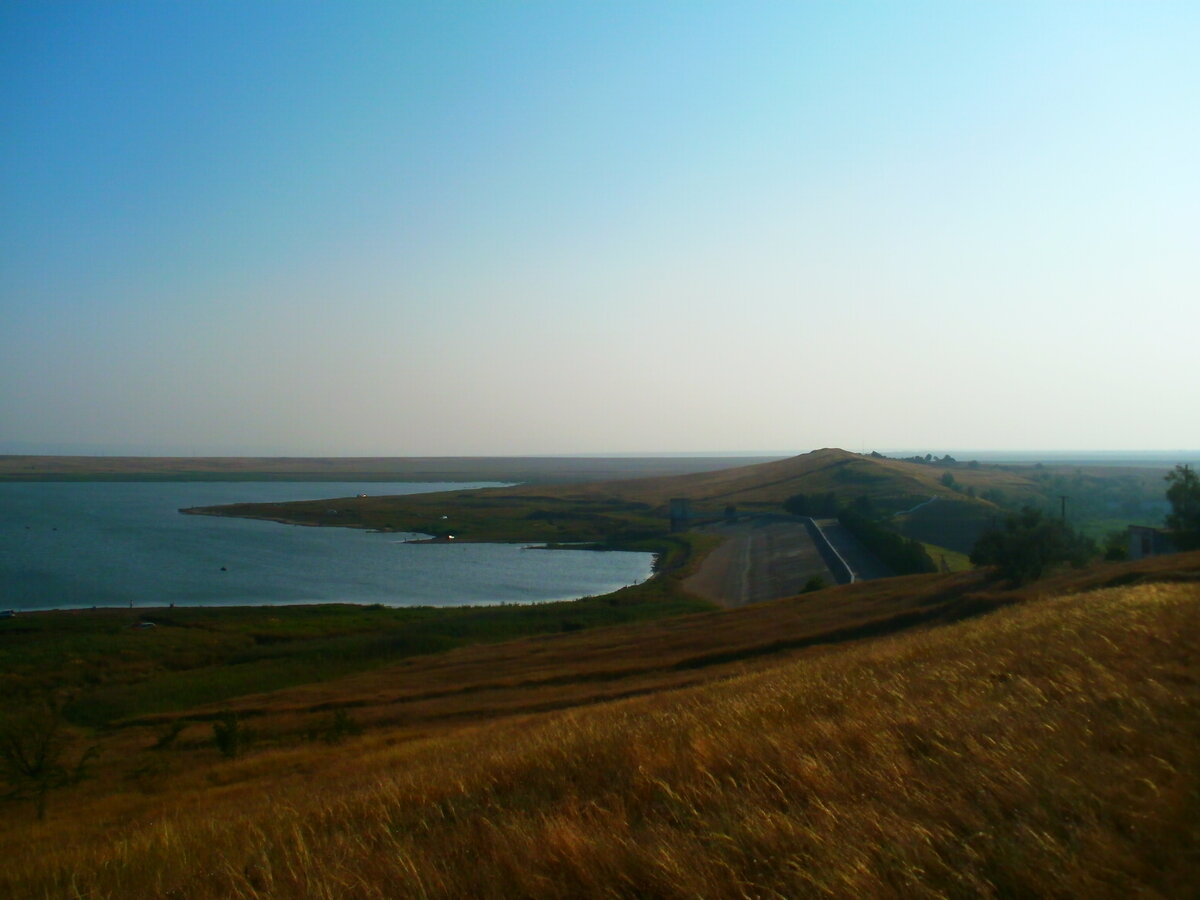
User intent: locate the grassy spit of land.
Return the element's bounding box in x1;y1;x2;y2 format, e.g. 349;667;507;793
2;553;1197;898
176;448;1018;550
179;447;1163;555
183;488;674;544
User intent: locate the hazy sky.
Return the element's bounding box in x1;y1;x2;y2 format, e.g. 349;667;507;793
3;2;1197;456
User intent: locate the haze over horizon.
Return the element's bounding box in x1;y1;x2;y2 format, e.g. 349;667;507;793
3;2;1198;457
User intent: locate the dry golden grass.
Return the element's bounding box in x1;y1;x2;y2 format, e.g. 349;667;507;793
506;448;1041;508
5;572;1197;899
108;554;1193;740
501;448;913;505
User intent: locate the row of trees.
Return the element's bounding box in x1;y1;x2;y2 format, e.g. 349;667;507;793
783;493;935;576
871;451;983;469
837;507;937;575
784;488;1101;585
785;465;1199;587
970;464;1200;584
782;492;841;518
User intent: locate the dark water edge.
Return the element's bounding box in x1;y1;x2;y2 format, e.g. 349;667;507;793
0;482;654;612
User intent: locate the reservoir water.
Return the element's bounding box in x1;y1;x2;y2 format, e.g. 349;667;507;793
0;482;655;611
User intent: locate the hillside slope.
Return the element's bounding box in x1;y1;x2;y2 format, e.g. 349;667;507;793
501;447;1006;507
6;554;1197;898
118;552;1200;738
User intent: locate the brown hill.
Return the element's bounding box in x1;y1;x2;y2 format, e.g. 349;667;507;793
507;448;1038;511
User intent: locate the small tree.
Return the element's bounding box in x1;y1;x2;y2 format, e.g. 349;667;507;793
1102;530;1129;561
783;493;811;516
1164;464;1200;550
970;507;1094;585
0;698;97;820
212;712;252;759
307;708;363;745
784;492;839;517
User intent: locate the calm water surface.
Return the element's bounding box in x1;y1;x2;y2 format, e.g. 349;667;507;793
0;482;654;610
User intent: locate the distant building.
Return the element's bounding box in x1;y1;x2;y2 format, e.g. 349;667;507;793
1128;525;1177;560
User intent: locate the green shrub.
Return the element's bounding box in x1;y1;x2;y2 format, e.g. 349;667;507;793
838;508;937;575
1102;530;1129;561
783;493;839;517
307;708;363;744
212;712;252;758
970;508;1095;585
0;698;97;819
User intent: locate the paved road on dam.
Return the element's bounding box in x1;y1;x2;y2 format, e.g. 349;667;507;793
810;518;896;582
683;516;894;607
684;518;838;607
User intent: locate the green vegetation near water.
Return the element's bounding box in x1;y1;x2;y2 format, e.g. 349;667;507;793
185;491;672;544
0;534;717;729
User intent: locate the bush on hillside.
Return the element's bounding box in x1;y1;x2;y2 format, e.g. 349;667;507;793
1102;530;1129;561
970;508;1094;585
783;492;839;517
0;697;97;820
212;712;252;759
981;487;1007;506
306;708;363;745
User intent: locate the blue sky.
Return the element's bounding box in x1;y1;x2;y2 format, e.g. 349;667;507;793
3;2;1197;455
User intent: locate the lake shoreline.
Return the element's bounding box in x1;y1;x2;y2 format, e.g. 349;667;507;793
3;481;657;612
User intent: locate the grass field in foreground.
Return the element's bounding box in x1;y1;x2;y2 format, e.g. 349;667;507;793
2;554;1197;898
